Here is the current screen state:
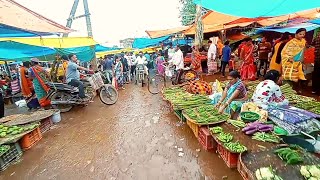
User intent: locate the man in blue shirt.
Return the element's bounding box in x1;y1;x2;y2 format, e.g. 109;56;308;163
66;54;92;99
221;41;231;77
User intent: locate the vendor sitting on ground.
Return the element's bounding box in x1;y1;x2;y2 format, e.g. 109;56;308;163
252;70;289;110
211;70;248;116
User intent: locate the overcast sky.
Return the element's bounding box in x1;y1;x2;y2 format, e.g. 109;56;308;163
15;0;182;45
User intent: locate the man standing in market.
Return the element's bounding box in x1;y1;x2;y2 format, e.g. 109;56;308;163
169;45;184;83
207;40;217;75
312;31;320;95
257;37;272;77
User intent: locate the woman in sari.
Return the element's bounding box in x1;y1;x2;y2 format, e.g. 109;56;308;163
114;55;125;90
240;38;256;81
281;28;307;93
156;51;165;76
211;71;248;117
190;46;202;75
269;32;290;73
28;58;51;108
20;61;40;109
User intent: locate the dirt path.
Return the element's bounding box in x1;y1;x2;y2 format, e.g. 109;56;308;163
0;84;240;180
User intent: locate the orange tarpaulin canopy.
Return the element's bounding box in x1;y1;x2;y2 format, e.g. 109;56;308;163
0;0;72;34
184;22;253;35
257;9;320;26
145;26;190;38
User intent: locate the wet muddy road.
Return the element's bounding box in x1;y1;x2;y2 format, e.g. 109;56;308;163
0;84;240;180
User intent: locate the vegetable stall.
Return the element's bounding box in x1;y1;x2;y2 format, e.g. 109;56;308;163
161;83;320;180
0;109;57;171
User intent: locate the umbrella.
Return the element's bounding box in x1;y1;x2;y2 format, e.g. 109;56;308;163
194;0;320;18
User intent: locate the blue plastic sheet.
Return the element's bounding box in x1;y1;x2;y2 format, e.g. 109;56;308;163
0;23;56;37
95;44;120;52
256;23;320;33
132;36;170;49
0;41;55;60
56;46;96;62
309;18;320;25
194;0;320;18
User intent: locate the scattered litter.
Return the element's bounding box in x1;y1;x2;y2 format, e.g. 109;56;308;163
196;149;201;152
10;172;15;176
180;138;184;141
178;152;184;157
222;176;228;179
170;134;173;137
178;148;183;152
87;160;91;165
174;146;178;149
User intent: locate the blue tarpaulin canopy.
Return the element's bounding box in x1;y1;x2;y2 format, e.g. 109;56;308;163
95;44;120;52
0;24;55;37
194;0;320;18
132;36;170;49
256;23;320;33
0;41;55;60
309;18;320;25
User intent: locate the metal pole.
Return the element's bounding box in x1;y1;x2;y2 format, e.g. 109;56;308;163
83;0;93;37
64;0;80;37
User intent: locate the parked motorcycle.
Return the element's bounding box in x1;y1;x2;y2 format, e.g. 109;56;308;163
48;72;118;112
135;64;146;87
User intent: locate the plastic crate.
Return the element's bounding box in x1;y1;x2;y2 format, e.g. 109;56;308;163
174;109;186;122
217;143;239;168
0;143;23;172
198;127;217;152
39;117;53;134
237;154;255;180
19;127;42;151
187;119;199;138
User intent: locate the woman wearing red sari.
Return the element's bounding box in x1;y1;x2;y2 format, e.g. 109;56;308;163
240;38;256;81
20;61;40;109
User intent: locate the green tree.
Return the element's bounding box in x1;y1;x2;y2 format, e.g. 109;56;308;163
179;0;196;26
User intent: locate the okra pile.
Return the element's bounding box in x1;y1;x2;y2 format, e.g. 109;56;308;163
184;105;229;124
252;132;280;143
224;141;247;153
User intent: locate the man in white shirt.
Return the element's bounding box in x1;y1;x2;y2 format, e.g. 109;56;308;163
170;45;184;71
134;51;148;75
207;40;217;75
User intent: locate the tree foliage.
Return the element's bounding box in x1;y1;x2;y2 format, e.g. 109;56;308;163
179;0;196;26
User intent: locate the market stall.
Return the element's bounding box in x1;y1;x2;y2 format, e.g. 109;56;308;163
161;80;320;180
0;109;59;172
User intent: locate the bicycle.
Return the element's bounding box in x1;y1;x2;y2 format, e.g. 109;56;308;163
147;64;199;94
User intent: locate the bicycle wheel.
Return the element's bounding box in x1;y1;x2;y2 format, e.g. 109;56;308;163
148;74;164;94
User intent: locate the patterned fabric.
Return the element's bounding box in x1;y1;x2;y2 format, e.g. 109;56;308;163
252;80;289;110
156;56;165;75
187;80;212;95
191;51;202;73
225;80;247;99
210;92;245;114
281;38;306;81
115;61;124;87
29;65;51;107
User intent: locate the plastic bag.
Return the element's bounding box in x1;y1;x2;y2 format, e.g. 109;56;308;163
208;61;218;73
165;67;173;77
212;79;223;94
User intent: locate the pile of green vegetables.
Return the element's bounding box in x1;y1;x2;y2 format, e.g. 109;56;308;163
217;132;233;143
211;126;247;153
252;132;280;143
274;147;304;165
0;144;10;156
300;165;320;179
210;126;223;134
163;87;188;101
224;141;247;153
255;166;283;180
0;123;39;138
184;105;229;124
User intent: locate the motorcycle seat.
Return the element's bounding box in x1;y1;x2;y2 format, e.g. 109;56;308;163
47;82;74;90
